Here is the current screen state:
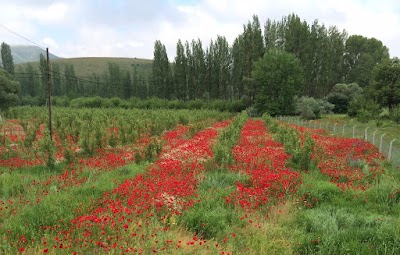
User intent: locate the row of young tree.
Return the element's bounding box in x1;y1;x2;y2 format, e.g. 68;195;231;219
14;58;152;102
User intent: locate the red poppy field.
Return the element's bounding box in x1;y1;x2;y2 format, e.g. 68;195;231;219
0;108;399;255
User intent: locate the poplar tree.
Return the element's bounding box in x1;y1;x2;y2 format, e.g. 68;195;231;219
152;40;172;99
174;39;187;100
1;42;15;76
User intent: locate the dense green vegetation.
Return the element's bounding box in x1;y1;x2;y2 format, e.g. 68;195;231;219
0;13;395;120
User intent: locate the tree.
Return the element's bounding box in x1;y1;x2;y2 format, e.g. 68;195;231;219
64;64;78;97
231;15;265;99
191;39;206;99
344;35;389;87
1;42;15;76
107;63;122;98
52;63;62;96
370;58;400;109
38;54;47;99
231;35;244;97
0;69;20;113
185;41;195;100
123;71;132;99
174;39;187;100
252;50;304;115
152;40;173;99
208;36;231;99
25;63;39;97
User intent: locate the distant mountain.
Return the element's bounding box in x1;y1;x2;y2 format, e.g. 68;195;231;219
5;45;61;65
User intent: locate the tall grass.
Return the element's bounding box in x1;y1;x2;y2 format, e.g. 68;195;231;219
0;162;148;254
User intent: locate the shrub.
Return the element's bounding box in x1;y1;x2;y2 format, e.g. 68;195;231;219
390;104;400;123
326;83;363;113
348;94;381;120
295;96;333;120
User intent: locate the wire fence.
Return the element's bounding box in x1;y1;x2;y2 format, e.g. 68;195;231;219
277;116;400;168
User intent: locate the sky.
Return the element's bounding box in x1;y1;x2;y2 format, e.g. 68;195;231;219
1;0;399;59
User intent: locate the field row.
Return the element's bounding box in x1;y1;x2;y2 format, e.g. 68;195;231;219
0;108;399;254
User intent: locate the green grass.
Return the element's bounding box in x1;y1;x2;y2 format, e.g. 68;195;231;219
179;170;249;239
0;162;148;253
320;114;400;142
288;114;400;168
294;166;400;255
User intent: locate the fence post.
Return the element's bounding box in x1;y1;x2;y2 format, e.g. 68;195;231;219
388;139;397;160
364;127;370;141
309;120;313;128
352;125;357;138
333;123;338;133
342;124;346;137
379;133;386;153
372;130;378;145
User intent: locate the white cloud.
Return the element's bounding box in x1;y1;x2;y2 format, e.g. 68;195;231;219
40;37;59;49
22;2;70;24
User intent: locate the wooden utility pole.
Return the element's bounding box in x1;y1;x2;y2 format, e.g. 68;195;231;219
46;48;53;141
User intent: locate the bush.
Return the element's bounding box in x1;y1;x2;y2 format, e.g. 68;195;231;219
326;83;363;113
356;102;380;123
20;96;46;106
70;96;107;108
390;104;400;123
51;96;70;107
295;96;334;120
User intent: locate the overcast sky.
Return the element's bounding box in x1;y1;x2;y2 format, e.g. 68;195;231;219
1;0;399;59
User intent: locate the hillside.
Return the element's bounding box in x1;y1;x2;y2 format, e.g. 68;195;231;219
16;57;153;77
7;45;61;64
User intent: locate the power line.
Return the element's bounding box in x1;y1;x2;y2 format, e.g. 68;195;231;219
0;24;46;51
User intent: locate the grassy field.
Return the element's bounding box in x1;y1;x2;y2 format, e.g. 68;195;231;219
320;114;400;142
16;57;153;77
1;109;399;254
283;114;400;168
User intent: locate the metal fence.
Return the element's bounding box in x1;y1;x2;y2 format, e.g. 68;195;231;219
277;116;400;168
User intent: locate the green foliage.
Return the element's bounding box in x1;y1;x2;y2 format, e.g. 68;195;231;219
252;49;304;116
0;69;20;112
370;58;400;109
295;205;400;255
265;116;317;171
293;160;400;255
0;163;147;249
344;35;390;87
367;174;400;212
179;171;247;239
174;39;187;100
212;112;247;167
326;83;363;113
348;94;381;122
153;40;173;99
390;104;400;123
1;42;15;76
38;96;248;112
295;96;334;120
265;14;347;98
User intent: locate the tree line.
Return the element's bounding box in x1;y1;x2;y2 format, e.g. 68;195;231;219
1;13;397;116
14;57;152;104
152;14;390;102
